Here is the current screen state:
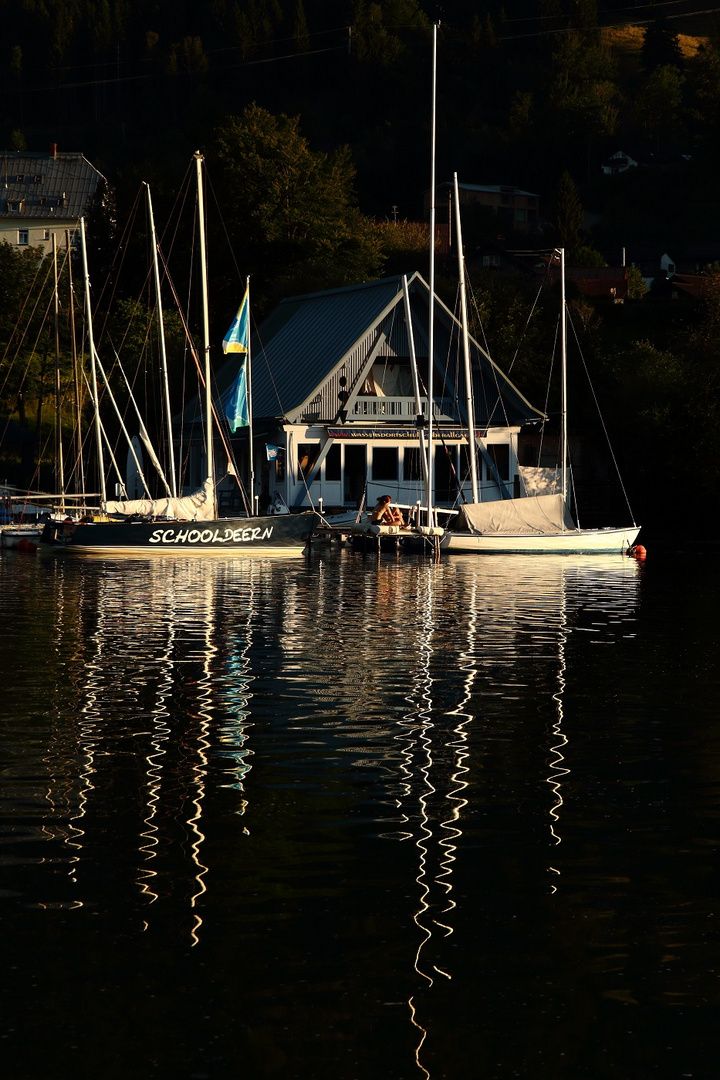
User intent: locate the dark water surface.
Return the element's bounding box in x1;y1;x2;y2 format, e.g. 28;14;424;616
1;539;718;1079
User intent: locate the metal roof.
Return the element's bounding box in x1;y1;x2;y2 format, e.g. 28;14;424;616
0;150;104;221
213;273;543;428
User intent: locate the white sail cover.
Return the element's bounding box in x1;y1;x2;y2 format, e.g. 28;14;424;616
103;479;216;521
458;493;576;535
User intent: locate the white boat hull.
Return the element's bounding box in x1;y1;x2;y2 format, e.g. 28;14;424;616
1;527;42;550
441;525;640;554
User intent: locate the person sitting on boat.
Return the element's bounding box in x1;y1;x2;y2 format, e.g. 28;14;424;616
371;495;405;526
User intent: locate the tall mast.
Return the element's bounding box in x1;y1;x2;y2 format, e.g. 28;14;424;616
403;275;430;494
66;229;86;511
454;172;479;503
246;276;255;512
195;152;216;515
146;183;177;498
80;217;106;504
427;22;438;527
560;247;568;514
52;233;66;511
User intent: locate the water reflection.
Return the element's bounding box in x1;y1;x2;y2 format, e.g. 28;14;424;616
0;547;648;1077
381;554;642;1078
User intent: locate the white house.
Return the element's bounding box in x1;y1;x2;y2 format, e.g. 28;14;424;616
0;146;105;253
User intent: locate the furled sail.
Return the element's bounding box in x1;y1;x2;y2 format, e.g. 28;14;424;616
103;479;216;521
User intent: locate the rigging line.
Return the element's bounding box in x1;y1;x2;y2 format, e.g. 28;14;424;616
483;255;556;429
156;249;249;512
567;315;637;525
92;185;145;340
0;248;56;397
155;247;248;507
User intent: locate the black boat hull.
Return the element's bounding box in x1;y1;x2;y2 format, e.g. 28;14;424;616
39;513;319;556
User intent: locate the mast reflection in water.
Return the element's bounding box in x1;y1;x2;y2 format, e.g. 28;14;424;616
6;545;719;1080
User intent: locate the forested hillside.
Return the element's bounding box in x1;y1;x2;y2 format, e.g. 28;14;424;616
2;0;720;525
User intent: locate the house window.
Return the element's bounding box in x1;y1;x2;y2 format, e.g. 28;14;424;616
43;229;50;241
372;446;398;481
297;443;316;481
18;230;29;246
485;443;509;482
7;201;19;212
403;446;424;481
15;174;24;183
434;445;457;502
325;444;341;482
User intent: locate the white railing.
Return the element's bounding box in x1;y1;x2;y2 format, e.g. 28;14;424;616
349;396;454;420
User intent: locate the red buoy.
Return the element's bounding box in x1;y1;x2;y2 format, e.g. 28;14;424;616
627;544;646;560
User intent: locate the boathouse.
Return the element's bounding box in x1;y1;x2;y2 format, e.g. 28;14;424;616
191;273;545;514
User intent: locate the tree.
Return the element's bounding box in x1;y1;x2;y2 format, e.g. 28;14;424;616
552;171;586;259
213;104;384;304
642;17;684;75
634;64;686;149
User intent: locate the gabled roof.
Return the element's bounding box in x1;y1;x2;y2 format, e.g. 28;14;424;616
248;276;404;418
213;273;543;428
0;149;104;221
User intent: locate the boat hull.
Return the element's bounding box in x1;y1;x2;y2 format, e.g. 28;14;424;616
1;526;42;551
39;512;320;556
440;525;641;555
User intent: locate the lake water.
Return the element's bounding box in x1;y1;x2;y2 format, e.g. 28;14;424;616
1;534;718;1079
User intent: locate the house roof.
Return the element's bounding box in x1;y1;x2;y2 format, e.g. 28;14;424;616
546;264;629;299
0;149;104;221
436;182;539;198
212;273;543;428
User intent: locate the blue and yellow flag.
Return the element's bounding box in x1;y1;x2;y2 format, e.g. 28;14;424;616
223;285;250;430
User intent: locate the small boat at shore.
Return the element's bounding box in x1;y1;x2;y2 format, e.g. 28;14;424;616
440;247;640;556
1;525;43;551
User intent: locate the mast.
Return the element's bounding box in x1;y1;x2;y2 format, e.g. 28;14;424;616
146;183;177;498
427;22;438;527
52;233;66;511
195;152;216;516
454;172;479;503
80;217;106;504
403;275;430;494
66;229;86;512
560;247;568;516
246;276;255;512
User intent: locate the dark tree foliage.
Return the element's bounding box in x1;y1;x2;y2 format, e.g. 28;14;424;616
2;0;720;512
642;16;684;75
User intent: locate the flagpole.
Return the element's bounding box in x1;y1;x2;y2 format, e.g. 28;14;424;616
246;276;255;513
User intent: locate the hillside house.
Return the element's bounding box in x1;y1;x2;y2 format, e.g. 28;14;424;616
0;147;105;253
425;182;540;235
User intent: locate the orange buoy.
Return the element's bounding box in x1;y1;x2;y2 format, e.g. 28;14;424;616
627;544;646;560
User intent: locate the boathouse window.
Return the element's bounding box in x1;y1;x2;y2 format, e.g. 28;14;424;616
434;445;457;502
325;443;341;481
297;443;316;480
403;446;423;482
486;443;509;481
372;446;398;481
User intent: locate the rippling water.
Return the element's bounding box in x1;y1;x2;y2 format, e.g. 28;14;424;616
1;540;719;1079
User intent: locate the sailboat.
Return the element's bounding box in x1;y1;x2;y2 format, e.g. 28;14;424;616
39;153;319;556
440;246;641;555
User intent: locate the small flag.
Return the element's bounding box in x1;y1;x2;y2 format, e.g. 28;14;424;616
223;286;250;431
266;444;280;461
222;285;249;355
